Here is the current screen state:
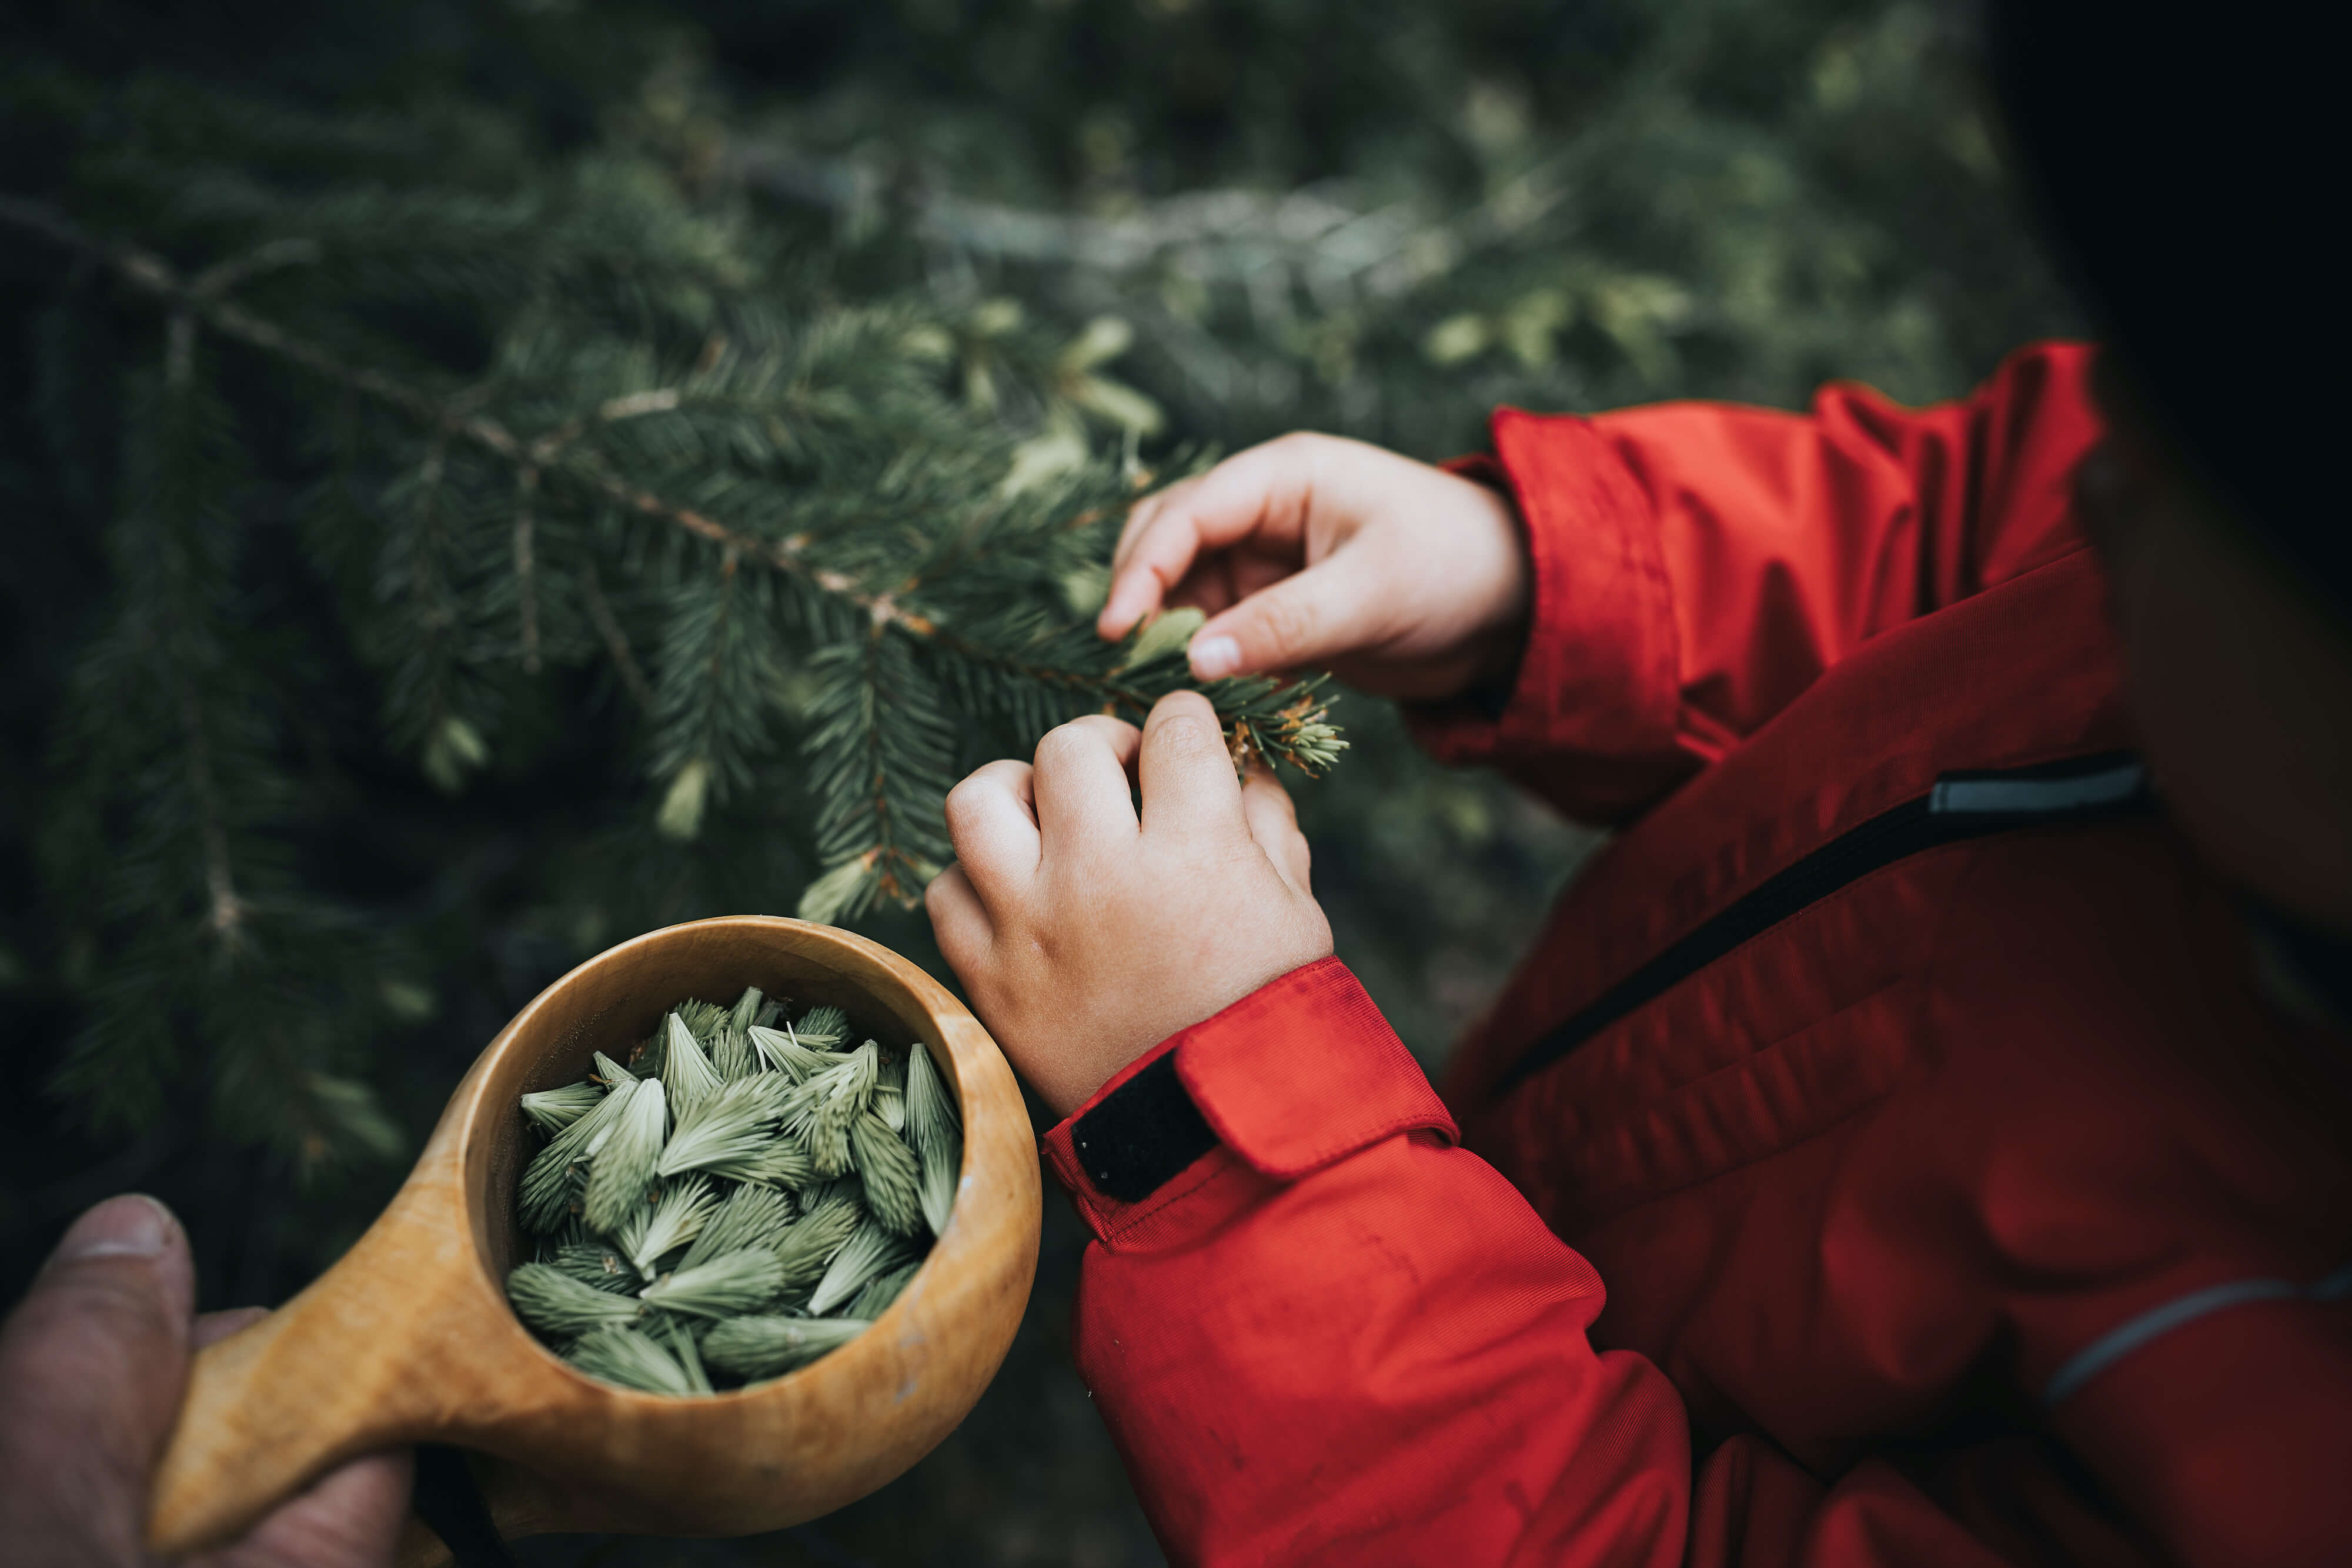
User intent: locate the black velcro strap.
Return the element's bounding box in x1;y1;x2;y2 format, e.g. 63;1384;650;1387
1071;1051;1220;1202
412;1443;518;1568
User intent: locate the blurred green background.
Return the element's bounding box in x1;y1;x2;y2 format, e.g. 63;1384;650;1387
0;1;2073;1562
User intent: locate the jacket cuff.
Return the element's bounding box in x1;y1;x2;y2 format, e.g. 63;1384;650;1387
1408;407;1681;769
1041;958;1456;1242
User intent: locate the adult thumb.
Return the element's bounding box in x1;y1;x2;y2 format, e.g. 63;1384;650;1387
0;1194;196;1567
1188;556;1371;681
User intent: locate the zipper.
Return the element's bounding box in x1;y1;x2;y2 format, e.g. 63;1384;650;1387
1495;753;2154;1095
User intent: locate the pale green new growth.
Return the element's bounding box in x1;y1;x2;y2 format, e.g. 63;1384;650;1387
508;1263;641;1339
712;1025;756;1080
875;1051;907;1132
550;1241;637;1292
657;1077;787;1178
660;1012;724;1116
520;1081;603;1135
809;1216;920;1314
676;999;729;1040
679;1184;794;1270
850;1111;926;1236
747;1023;838;1081
847;1259;921;1321
698;1136;813;1191
793;1005;850;1047
772;1191;864;1297
905;1041;963;1236
569;1326;696;1395
701;1316;871;1379
640;1249;786;1318
518;1076;640;1231
505;994;938;1390
663;1319;715;1396
582;1078;669;1233
789;1040;877;1176
617;1174;716;1279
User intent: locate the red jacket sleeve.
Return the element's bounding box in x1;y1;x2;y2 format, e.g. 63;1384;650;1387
1412;343;2104;822
1044;961;2021;1567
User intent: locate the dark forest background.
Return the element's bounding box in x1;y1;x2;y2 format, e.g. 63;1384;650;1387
0;1;2073;1563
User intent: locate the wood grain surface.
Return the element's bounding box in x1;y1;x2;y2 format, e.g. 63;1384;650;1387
146;917;1043;1557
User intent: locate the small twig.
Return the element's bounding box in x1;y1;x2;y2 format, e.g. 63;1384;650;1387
578;557;654;712
0;198;931;632
513;464;542;674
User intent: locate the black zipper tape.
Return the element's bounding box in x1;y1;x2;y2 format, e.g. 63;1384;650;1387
1494;753;2151;1096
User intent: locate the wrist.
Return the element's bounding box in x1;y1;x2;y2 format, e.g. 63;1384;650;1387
1446;473;1537;701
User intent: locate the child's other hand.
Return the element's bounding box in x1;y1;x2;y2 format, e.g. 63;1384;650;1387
927;691;1333;1118
1097;433;1530;703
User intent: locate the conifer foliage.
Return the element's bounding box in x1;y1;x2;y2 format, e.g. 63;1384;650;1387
1;59;1343;1167
1;0;2067;1199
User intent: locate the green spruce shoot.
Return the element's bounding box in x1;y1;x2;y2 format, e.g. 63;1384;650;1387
507;989;935;1393
904;1041;963;1236
582;1077;669;1232
507;1263;642;1340
569;1326;697;1396
703;1316;871;1380
640;1249;786;1318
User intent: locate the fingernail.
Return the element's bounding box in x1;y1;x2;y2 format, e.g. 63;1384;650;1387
1191;635;1241;680
54;1194;175;1264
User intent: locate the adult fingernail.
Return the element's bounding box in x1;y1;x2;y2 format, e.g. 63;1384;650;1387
54;1194;175;1264
1191;635;1241;680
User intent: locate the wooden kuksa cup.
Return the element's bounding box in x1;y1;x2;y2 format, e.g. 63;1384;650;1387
145;916;1043;1557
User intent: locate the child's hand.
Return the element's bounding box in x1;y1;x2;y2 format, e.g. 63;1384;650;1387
926;691;1333;1118
1098;433;1531;703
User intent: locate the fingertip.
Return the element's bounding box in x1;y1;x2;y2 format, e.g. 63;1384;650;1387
1097;572;1153;640
50;1193;178;1267
1188;633;1242;681
1147;687;1220;729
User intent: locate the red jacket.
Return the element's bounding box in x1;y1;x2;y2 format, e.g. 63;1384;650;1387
1039;345;2352;1567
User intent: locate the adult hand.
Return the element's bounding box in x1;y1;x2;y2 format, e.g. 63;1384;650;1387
1097;432;1532;703
0;1193;412;1568
927;691;1334;1117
